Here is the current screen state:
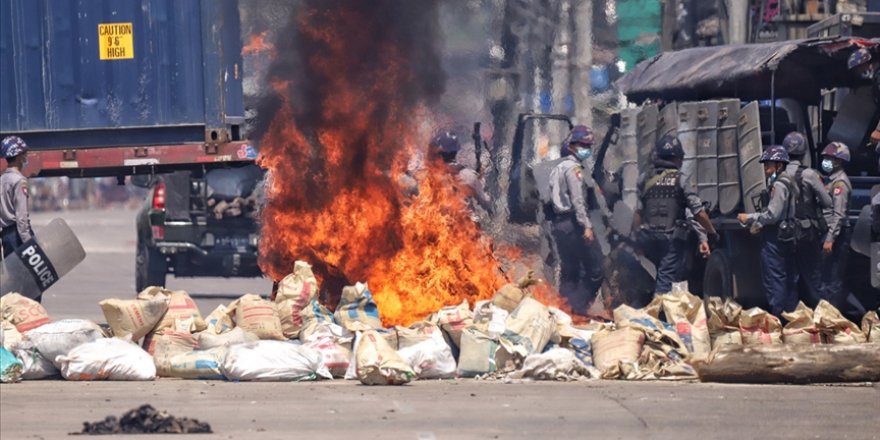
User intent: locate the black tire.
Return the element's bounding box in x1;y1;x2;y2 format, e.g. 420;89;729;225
703;250;734;300
136;242;167;292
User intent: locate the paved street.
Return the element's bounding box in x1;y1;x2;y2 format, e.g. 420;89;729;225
0;206;876;440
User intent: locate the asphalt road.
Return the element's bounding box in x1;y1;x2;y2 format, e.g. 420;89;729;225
1;207;877;440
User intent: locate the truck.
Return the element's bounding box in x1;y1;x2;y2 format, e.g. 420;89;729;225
503;36;879;314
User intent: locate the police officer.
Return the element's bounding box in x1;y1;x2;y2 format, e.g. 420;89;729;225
818;142;853;309
548;125;603;313
636;134;716;295
782;131;832;306
1;136;33;259
737;146;799;317
430;131;492;218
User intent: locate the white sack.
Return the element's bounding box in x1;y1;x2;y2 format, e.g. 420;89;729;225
220;341;331;382
24;319;105;368
58;338;156;381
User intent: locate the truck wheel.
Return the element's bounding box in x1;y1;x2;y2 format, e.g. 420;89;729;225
703;251;734;300
136;243;167;292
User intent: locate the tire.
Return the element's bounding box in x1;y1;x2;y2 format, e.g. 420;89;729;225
136;242;167;292
703;250;734;300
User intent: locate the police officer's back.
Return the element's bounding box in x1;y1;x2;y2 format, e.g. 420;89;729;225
1;136;33;258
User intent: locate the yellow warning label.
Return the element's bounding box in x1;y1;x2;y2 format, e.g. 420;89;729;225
98;23;134;60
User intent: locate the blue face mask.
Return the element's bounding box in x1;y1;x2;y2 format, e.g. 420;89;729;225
575;147;592;161
767;171;778;185
821;158;834;174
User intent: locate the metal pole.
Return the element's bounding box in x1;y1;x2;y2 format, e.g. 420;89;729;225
770;69;776;145
571;0;592;127
728;0;749;44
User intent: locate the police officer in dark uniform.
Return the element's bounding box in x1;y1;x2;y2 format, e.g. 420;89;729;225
738;146;799;317
635;134;716;295
819;142;853;310
782;131;832;306
548;125;603;313
0;136;33;259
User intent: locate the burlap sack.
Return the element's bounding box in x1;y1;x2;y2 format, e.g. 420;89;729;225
813;300;867;344
491;272;538;313
147;290;206;334
232;294;286;341
658;284;711;359
165;348;227;380
197;327;258;349
1;293;50;332
355;330;414;385
304;336;352;378
706;297;743;348
1;320;23;351
613;304;687;355
457;327;500;378
739;307;783;346
100;296;169;341
429;300;474;349
591;327;645;372
781;302;821;345
204;304;234;335
299;299;336;340
862;311;880;343
275;260;319;303
396;321;441;350
499;297;556;357
144;330;199;377
334;282;383;332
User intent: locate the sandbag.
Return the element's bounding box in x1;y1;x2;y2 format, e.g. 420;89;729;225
491;272;538;313
739;307;783;346
165;348;227;380
299;299;336;340
429;300;474;349
356;330;414;385
397;330;456;379
0;347;23;383
24;319;105;368
591;327;645;372
396;322;442;350
232;294;285;341
303;336;352;378
13;344;59;380
781;302;821;345
862;311;880;343
457;327;500;378
508;347;596;381
1;320;23;351
100;296;169;341
145;290;206;334
612;304;687;360
275;262;319;339
220;341;331;382
203;305;234;335
1;293;50;333
813;300;867;344
58;338;156;381
658;283;711;359
499;297;556;357
334;282;382;332
144;330;200;377
706;297;743;348
197;327;258;350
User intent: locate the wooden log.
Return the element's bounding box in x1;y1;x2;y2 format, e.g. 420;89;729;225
696;344;880;384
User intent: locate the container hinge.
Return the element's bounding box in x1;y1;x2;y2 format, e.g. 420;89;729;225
134;147;149;158
63;150;77;161
204;144;219;155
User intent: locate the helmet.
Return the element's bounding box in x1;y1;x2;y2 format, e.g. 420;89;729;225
655;134;684;159
821;142;851;163
566;125;594;148
782;132;807;157
430;132;460;154
848;48;872;70
760;145;789;164
1;136;28;159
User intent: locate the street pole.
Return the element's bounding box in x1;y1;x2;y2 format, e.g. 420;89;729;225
728;0;749;44
571;0;592;127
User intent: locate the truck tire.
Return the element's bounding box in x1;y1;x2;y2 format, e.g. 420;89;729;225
703;250;734;300
136;242;167;292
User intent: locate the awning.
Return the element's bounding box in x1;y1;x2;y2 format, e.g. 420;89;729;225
617;37;879;104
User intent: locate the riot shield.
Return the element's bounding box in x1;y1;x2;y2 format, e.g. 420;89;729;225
677;102;699;184
619;108;640;212
850;204;872;258
873;243;880;290
1;218;86;300
717;99;742;215
737;101;766;214
828;87;878;151
695;101;720;212
637;104;659;174
657;102;678;141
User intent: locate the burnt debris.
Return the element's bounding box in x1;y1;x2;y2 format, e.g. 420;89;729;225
71;405;212;435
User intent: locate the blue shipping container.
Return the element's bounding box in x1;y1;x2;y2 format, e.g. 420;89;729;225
0;0;244;149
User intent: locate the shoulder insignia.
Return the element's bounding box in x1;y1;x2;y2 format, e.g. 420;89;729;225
21;180;28;197
575;168;582;180
833;185;843;196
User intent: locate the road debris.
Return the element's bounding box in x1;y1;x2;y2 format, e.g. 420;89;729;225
72;404;212;435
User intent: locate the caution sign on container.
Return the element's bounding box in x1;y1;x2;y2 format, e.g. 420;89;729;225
98;23;134;60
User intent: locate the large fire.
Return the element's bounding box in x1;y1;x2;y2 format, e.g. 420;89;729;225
256;4;507;326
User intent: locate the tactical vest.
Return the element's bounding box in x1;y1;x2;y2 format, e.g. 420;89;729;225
642;169;685;233
793;167;825;231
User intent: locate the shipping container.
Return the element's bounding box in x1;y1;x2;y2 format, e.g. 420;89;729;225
0;0;253;177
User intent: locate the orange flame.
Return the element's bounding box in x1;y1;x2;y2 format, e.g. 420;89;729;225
243;31;272;56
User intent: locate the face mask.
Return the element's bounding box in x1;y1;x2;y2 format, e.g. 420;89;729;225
862;69;874;80
821;158;834;174
767;171;778;185
575;147;592;161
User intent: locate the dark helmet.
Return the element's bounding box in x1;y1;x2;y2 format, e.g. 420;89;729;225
1;136;28;159
821;142;851;163
782;132;807;157
655;134;684;159
848;48;873;70
760;145;789;164
566;125;594;148
430;132;461;154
